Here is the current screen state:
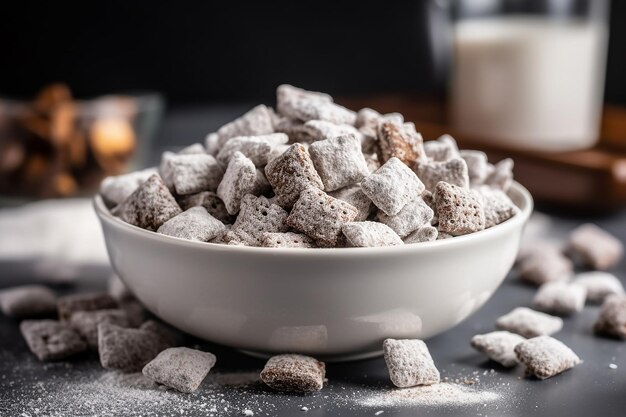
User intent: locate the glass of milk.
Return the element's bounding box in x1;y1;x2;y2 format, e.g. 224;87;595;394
449;0;610;151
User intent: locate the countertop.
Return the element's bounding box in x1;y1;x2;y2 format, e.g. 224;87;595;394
1;104;625;416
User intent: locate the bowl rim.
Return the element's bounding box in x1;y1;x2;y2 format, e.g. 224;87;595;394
94;181;533;257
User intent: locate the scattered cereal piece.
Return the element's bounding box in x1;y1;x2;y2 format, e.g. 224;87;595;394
20;320;87;361
70;309;130;349
460;150;489;186
532;282;587;316
574;271;625;303
217;152;258;215
113;174;182;231
100;168;158;206
403;225;438;244
277;85;355;125
287;188;358;247
309;134;370;191
216;133;288;166
142;347;216;393
98;322;173;372
329;185;374;222
0;285;57;318
342;221;403;247
264;143;324;208
376;121;426;166
478;186;519;228
303;120;363;143
484;158;514;192
226;194;289;246
377;197;434;238
170;154;224;195
177;191;233;224
470;331;526;367
178;143;206;155
261;232;317;248
108;274;133;302
434;182;485;236
217;104;274;146
517;248;573;286
496;307;563;338
423;135;460;162
260;354;326;393
57;293;117;321
593;294;626;339
157;207;225;242
383;338;440;388
568;223;624;270
514;336;581;380
416;158;469;191
361;157;425;216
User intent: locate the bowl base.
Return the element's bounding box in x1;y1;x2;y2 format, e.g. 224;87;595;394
238;349;384;363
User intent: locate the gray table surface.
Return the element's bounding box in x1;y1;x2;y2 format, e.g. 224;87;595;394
1;105;625;416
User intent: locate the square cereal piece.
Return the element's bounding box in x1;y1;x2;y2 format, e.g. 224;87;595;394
377;197;433;238
376;121;426;166
329;185;374;222
177;191;233;224
460;150;489;186
383;338;440;388
205;132;220;156
470;331;526;367
170;154;224;195
574;272;625;303
593;294;626;339
273;117;315;143
303;120;364;143
177;143;205;155
57;293;117;321
20;320;87;361
356;107;403;131
158;151;177;189
514;336;581;380
157;207;226;242
478;186;519;228
434;182;485;236
517;248;573;287
309;134;370;191
484;158;514;192
225;194;289;246
532;282;587;316
496;307;563;338
0;285;57;318
261;232;317;248
142;347;216;393
260;353;326;393
361;157;425;216
342;221;403;247
404;225;438;244
217;152;258;215
416;158;469;191
423;135;460;162
287;188;358;247
98;322;173;372
69;309;130;350
216;133;288;167
100;168;158;206
276;85;355;125
264;143;324;208
568;223;624;270
217;104;274;146
113;174;182;231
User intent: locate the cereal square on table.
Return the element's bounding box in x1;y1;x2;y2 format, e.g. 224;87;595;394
69;309;130;350
264;143;324;208
470;331;526;367
416;158;469;191
308;134;370;191
260;353;326;393
113;174;182;232
0;285;57;318
225;194;289;246
361;157;425;216
517;248;573;287
157;207;226;242
574;272;624;303
568;223;624;271
514;336;581;380
377;197;433;238
593;294;626;339
217;104;275;146
434;182;485;236
496;307;563;338
20;320;87;361
532;282;587;316
342;221;403;247
383;338;440;388
143;347;216;393
376;120;426;166
287;188;358;247
217;152;258;215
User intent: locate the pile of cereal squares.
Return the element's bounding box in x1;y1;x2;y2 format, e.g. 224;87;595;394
100;85;518;248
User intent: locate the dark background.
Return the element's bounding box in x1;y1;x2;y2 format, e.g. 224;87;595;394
1;0;625;105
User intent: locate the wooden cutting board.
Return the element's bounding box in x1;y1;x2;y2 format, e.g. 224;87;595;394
341;95;626;212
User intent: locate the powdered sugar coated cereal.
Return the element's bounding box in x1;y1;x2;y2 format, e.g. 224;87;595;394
383;338;440;388
342;221;403;247
157;207;226;242
308;134;370;191
496;307;563;338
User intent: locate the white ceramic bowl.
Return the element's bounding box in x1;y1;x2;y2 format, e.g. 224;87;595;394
94;182;532;361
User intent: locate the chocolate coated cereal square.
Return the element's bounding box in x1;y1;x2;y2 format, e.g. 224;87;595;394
0;285;57;318
434;182;485;236
383;338;440;388
470;331;526;367
20;320;87;361
342;221;403;247
514;336;581;380
157;207;226;242
142;347;216;393
309;134;370;191
496;307;563;338
260;354;325;393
